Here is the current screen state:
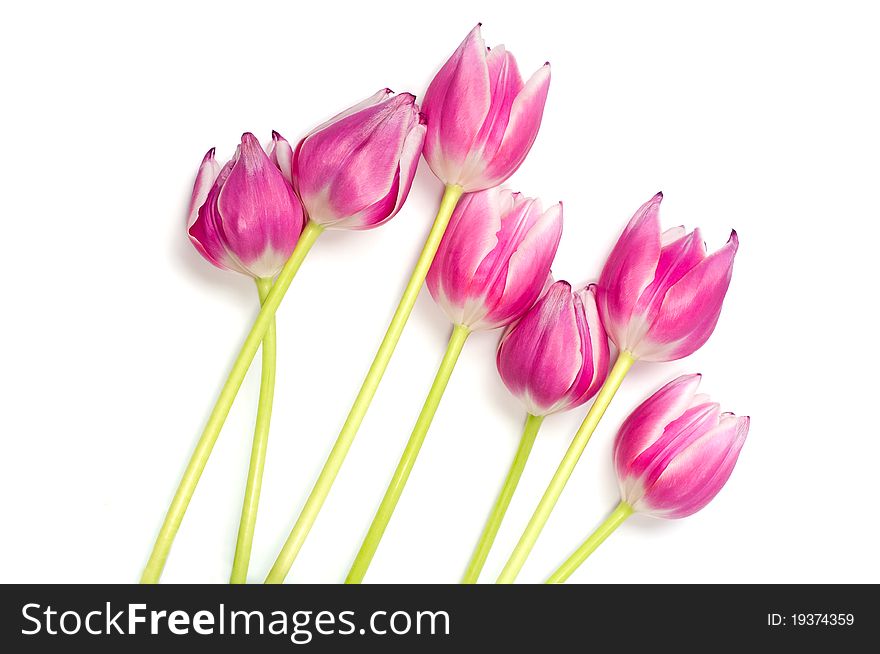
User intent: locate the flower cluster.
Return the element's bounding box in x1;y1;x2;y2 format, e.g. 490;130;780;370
143;24;749;587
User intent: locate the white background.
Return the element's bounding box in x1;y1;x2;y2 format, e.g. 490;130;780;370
1;0;878;584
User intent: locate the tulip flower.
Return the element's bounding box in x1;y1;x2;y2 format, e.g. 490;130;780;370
426;188;563;330
188;133;305;278
597;192;739;361
422;23;551;192
547;375;749;583
144;90;423;584
266;26;551;584
272;90;426;230
499;192;739;583
462;281;609;583
142;133;304;585
345;188;562;583
495;282;610;417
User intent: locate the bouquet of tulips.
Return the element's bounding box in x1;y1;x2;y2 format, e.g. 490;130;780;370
141;24;748;585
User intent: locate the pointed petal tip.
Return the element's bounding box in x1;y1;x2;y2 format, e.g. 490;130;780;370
554;279;573;292
271;130;283;141
729;229;739;248
240;132;260;146
654;191;664;201
203;147;216;161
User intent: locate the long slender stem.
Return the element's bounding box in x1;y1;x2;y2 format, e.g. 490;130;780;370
496;352;636;583
545;501;633;583
346;324;470;583
140;221;323;584
461;413;544;584
265;184;464;584
229;277;277;584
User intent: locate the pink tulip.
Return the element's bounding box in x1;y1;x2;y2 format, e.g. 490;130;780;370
422;24;551;192
614;374;750;519
277;89;426;230
497;282;610;416
426;187;563;331
597;192;739;362
187;133;305;279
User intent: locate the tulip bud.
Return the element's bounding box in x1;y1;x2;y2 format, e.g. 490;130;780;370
187;133;305;279
422;24;551;192
597;193;739;362
497;282;610;416
290;89;426;230
426;187;563;331
614;374;749;519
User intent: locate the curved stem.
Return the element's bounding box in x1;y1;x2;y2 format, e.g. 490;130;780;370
461;413;544;584
346;323;470;584
265;185;464;584
140;221;323;584
229;277;277;584
545;501;633;583
496;352;636;584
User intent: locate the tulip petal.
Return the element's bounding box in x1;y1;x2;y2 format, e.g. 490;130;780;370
422;24;491;184
638;230;739;361
628;228;706;345
306;88;394;136
640;415;749;518
187;148;220;230
598;193;664;352
631;402;722;485
477;200;563;329
216;133;304;277
267;130;294;186
427;189;504;321
188;156;248;274
475;63;550;190
497;281;581;415
566;285;611;407
613;374;703;482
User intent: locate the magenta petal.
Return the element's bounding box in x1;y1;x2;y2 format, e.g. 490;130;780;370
565;285;611;407
477;200;563;329
427;189;503;318
477;63;551;190
216;133;304;277
638;230;739;361
422;25;491;185
630;228;706;328
613;374;703;480
597;193;664;352
641;415;749;518
267;130;294;186
497;281;581;415
187;148;221;231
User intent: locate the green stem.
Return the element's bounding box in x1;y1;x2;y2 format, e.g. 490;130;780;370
461;413;544;584
140;221;323;584
346;323;470;583
229;277;277;584
545;501;633;583
265;184;464;584
496;352;636;584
